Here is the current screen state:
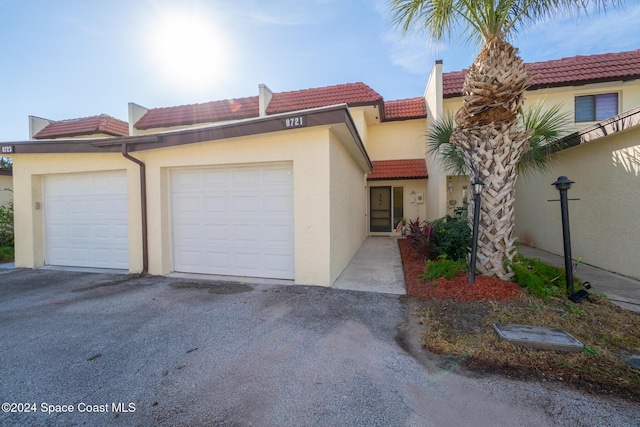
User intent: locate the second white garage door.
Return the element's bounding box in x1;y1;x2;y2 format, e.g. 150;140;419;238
171;164;294;279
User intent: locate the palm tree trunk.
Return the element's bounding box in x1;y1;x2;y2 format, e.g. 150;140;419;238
452;37;532;280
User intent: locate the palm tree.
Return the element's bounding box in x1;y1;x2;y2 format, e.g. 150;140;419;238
428;102;573;178
390;0;620;280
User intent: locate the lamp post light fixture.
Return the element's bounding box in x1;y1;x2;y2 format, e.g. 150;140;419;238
551;175;587;302
468;177;485;284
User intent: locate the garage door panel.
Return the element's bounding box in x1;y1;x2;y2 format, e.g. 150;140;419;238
233;169;259;186
45;171;129;270
203;169;229;187
203;251;230;270
264;253;293;274
69;224;90;239
233;196;259;215
172;164;294;279
264;167;292;184
174;249;203;268
264;196;292;215
204;224;228;242
173;195;202;214
204;196;229;214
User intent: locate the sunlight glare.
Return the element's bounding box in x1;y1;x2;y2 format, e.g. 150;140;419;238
146;6;230;92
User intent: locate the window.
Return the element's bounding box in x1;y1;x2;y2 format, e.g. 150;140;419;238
575;93;618;122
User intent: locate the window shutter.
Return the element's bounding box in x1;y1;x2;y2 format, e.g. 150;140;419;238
575;96;594;122
596;93;618;120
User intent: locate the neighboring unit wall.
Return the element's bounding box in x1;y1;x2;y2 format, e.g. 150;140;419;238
444;80;640;134
514;127;640;279
329;131;367;283
525;80;640;134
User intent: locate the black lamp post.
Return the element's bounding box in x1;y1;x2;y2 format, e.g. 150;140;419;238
552;176;581;300
468;177;485;284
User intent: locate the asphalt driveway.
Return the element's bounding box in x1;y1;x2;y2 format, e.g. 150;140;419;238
1;269;638;426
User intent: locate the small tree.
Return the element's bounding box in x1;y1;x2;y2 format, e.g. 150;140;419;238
0;190;14;248
0;157;12;169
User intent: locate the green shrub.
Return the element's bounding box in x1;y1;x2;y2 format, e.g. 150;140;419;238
0;198;13;248
509;254;583;299
0;246;14;263
429;216;471;261
419;257;467;282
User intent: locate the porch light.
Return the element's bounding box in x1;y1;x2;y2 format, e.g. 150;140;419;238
468;177;485;284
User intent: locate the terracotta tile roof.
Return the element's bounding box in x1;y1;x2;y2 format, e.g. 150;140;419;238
134;83;384;130
34;114;129;139
367;159;428;180
384;97;427;121
134;96;259;130
443;49;640;98
266;82;383;114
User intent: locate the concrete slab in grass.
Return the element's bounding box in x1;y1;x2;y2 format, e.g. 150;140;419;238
493;323;583;352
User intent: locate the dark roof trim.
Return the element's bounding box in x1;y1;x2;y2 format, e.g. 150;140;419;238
6;105;373;170
559;106;640;150
367;176;428;181
0;168;12;177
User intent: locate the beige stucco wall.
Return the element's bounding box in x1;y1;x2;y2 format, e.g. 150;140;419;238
515;126;640;279
365;119;426;161
0;174;12;207
329;131;367;283
11;125;367;286
10;154;143;272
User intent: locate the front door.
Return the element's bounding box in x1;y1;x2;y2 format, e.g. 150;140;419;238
370;186;391;232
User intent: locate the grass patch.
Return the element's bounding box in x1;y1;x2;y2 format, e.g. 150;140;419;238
415;294;640;400
509;254;584;299
419;257;467;281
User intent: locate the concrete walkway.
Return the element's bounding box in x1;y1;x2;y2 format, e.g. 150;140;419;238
333;236;406;295
519;245;640;313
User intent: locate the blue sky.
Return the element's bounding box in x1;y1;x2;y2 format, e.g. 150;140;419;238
1;0;639;141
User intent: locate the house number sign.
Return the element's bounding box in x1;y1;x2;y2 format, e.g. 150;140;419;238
1;146;14;154
284;116;305;128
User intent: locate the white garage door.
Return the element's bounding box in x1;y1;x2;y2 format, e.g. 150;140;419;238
171;164;294;279
44;171;129;269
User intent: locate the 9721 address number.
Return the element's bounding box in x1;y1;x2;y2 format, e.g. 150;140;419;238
285;116;305;128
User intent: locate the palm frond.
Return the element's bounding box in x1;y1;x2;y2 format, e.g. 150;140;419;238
426;103;573;178
517;101;573;178
426;113;468;175
388;0;623;44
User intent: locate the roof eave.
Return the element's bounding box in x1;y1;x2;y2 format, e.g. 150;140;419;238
5;104;373;172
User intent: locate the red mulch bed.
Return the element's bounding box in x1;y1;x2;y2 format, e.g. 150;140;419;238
398;238;522;302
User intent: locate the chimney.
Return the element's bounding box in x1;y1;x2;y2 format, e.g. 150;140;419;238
28;116;52;140
128;102;149;136
259;84;273;117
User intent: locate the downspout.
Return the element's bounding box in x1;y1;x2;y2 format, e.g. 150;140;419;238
122;143;148;275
